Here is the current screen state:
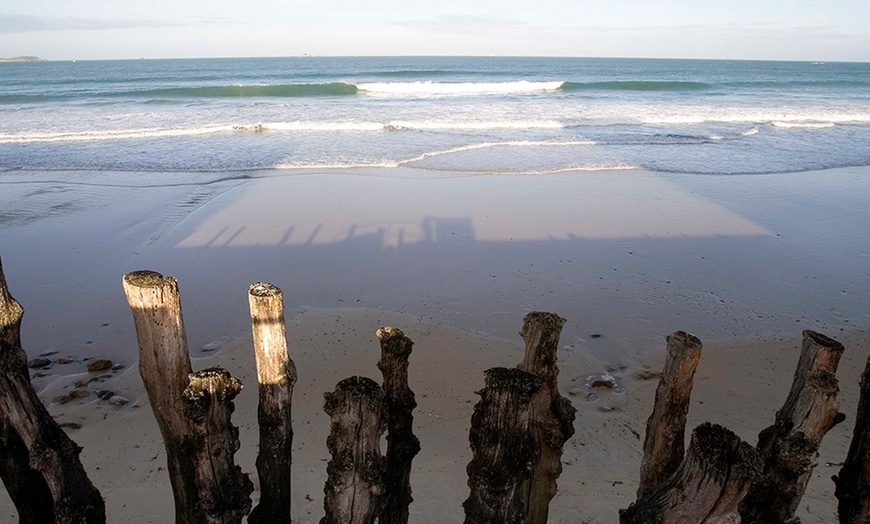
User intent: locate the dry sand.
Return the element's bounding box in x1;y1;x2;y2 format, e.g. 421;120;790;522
1;166;869;522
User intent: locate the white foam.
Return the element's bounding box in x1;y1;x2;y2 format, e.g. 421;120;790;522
398;140;598;166
356;81;565;96
389;120;564;130
771;121;836;129
742;127;760;136
0;125;236;143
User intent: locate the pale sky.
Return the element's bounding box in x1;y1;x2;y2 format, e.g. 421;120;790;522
0;0;867;61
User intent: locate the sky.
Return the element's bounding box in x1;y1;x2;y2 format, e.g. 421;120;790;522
0;0;867;62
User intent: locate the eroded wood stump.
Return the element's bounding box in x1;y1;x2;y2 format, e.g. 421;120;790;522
247;282;297;524
637;331;703;499
182;368;253;523
740;330;844;523
123;270;252;524
0;257;106;524
620;422;761;524
321;376;387;524
463;367;541;524
376;327;420;524
836;351;870;523
516;312;576;524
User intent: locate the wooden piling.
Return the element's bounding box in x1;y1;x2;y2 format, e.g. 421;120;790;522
835;352;870;522
321;376;388;524
0;258;106;523
621;423;761;523
247;282;296;524
376;327;420;524
740;330;845;523
123;270;252;523
463;367;541;524
636;330;703;499
516;312;576;524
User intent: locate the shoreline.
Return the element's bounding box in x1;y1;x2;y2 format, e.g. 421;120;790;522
2;164;870;521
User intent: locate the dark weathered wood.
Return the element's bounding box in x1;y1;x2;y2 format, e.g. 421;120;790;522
740;330;845;523
0;257;106;523
376;327;420;524
123;270;252;524
247;282;296;524
515;312;576;524
321;376;387;524
182;368;253;523
637;331;703;499
621;422;761;524
836;352;870;523
463;367;541;524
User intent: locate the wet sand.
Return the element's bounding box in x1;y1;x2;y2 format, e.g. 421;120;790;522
1;166;869;522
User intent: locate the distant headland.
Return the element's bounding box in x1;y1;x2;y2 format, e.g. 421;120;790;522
0;56;46;62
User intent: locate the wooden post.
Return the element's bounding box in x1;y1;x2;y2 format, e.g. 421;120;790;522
636;331;702;498
740;330;845;523
0;258;106;523
835;352;870;522
182;368;253;523
463;367;541;524
123;270;252;524
321;376;387;524
376;327;420;524
516;312;576;524
247;282;296;524
620;422;761;523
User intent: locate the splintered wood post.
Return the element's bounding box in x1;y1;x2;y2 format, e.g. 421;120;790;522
182;369;253;523
516;312;576;524
322;376;388;524
123;270;253;524
463;367;541;524
636;331;702;499
0;258;106;523
376;327;420;524
247;282;296;524
740;330;845;523
620;422;761;523
835;352;870;522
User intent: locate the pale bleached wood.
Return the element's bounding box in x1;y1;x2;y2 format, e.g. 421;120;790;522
516;312;576;524
123;270;252;523
740;330;844;523
247;282;296;524
637;331;703;499
0;257;105;523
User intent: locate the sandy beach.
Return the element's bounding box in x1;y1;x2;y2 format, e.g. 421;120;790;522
2;165;869;522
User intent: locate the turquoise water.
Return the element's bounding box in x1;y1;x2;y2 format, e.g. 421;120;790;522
1;56;869;175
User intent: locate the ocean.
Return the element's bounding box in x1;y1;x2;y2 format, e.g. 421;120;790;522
1;56;869;176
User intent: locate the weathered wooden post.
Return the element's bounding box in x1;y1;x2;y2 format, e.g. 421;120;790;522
515;312;576;524
740;330;844;523
123;270;252;524
321;376;387;524
247;282;296;524
463;367;541;524
0;258;106;523
835;352;870;522
620;423;761;523
376;327;420;524
636;331;703;499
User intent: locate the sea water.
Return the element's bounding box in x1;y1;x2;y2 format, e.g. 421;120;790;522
1;56;869;175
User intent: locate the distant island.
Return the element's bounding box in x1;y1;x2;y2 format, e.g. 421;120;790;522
0;56;46;63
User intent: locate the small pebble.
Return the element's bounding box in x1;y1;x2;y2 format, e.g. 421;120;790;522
87;359;113;372
39;351;58;357
57;357;74;365
201;342;221;352
28;358;51;369
96;390;115;400
109;396;130;406
111;363;125;371
590;333;602;339
59;422;82;430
